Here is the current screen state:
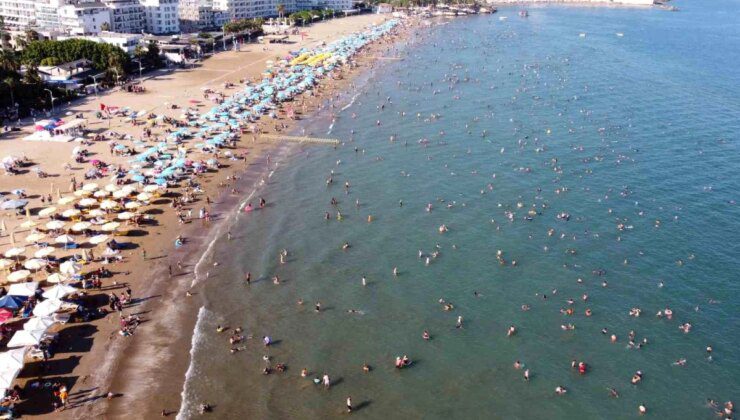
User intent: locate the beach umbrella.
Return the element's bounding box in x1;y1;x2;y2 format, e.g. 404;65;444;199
46;273;68;284
89;234;109;245
73;190;92;197
78;198;98;207
0;200;28;210
136;192;152;202
33;248;55;259
0;259;13;270
121;185;137;194
19;220;37;229
7;282;38;297
116;212;134;220
24;233;46;243
61;209;81;218
42;284;78;300
93;190;109;198
7;329;44;348
23;317;56;333
88;209;106;217
59;261;81;275
38;207;59;218
0;308;12;324
143;185;161;193
32;299;62;317
112;190;128;199
0;295;24;310
70;221;92;232
124;201;141;210
45;220;66;230
101;222;120;232
82;183;99;192
23;259;46;271
3;247;25;258
0;348;27;371
6;270;31;283
100;200;118;210
104;184;120;192
57;196;76;205
54;234;76;244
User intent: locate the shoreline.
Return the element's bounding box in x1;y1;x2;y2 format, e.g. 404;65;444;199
83;18;414;419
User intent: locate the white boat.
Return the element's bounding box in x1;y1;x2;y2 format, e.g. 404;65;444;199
579;33;586;37
616;32;624;37
499;16;507;21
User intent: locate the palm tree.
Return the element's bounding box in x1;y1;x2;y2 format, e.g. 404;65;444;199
0;49;18;72
3;76;16;108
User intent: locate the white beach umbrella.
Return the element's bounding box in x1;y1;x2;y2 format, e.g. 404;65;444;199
93;190;109;198
0;348;27;371
54;234;76;244
77;198;98;208
34;248;55;259
0;364;22;390
116;211;134;220
3;247;25;258
57;196;76;205
24;233;46;243
112;190;128;199
39;207;58;216
7;329;44;348
89;234;109;245
42;284;78;300
121;185;136;195
82;183;99;192
59;261;81;275
101;222;120;232
73;190;92;197
143;185;161;193
100;200;118;210
70;221;92;232
7;282;38;297
23;317;56;332
104;184;120;192
32;299;62;317
46;273;68;284
0;259;13;270
23;259;47;271
45;220;66;230
124;201;142;210
6;270;31;283
136;192;152;202
87;209;106;217
19;220;37;229
61;209;81;218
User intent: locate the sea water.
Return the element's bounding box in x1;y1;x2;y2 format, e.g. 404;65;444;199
179;2;740;418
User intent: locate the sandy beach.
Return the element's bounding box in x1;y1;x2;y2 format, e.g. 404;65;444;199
0;13;402;418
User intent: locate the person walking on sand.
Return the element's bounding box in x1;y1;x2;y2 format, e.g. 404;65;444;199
322;374;330;389
346;396;353;413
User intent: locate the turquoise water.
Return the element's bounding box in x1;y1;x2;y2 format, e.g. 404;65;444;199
180;2;740;419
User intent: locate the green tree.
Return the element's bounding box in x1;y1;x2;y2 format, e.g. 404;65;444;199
39;57;61;66
0;49;18;72
22;64;41;85
3;76;16;108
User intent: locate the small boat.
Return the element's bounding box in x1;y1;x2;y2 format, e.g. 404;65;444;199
616;32;624;37
499;16;507;21
519;10;528;17
579;33;586;38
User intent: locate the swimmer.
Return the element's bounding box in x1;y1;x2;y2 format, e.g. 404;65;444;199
422;330;430;340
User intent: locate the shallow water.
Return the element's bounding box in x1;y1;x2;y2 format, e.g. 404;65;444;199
180;2;740;418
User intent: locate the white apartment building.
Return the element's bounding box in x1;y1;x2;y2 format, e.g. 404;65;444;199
104;0;146;33
34;0;64;30
58;2;111;35
0;0;36;26
57;30;142;53
141;0;179;34
179;0;228;31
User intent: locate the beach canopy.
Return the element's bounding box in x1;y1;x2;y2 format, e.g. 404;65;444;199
7;329;44;348
57;196;76;205
23;259;47;270
32;299;62;317
46;273;68;284
101;222;120;232
24;233;46;243
6;270;31;283
0;295;25;310
62;209;81;218
45;220;66;230
55;234;76;244
59;261;81;275
23;317;56;332
0;348;27;372
0;200;28;210
42;284;78;300
20;220;37;229
3;247;25;258
89;234;108;245
71;221;92;232
8;282;38;297
34;248;55;259
0;259;13;269
0;360;22;390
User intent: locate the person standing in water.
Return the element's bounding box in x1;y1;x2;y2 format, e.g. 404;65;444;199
346;396;353;413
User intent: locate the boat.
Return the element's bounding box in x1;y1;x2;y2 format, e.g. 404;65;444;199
616;32;624;37
499;16;507;21
579;33;586;37
519;10;528;17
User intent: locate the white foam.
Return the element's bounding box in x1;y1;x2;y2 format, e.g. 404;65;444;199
176;305;208;420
